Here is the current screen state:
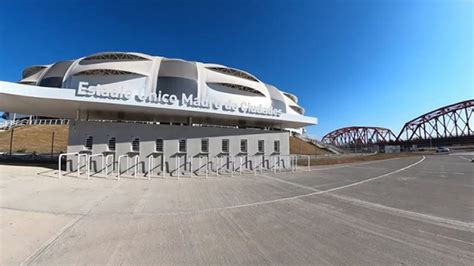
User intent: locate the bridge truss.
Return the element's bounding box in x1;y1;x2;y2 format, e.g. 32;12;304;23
397;99;473;141
322;126;397;146
322;99;474;147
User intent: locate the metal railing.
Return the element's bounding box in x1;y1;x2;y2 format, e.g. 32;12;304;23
58;152;88;179
147;153;164;179
87;154;104;180
297;134;343;154
0;118;69;130
57;152;312;180
104;154;114;178
58;152;79;179
196;155;210;178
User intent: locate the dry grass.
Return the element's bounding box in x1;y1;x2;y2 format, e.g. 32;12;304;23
0;125;68;154
290;136;331;155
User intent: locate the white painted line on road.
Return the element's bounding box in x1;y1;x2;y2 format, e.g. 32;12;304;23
413;170;466;175
14;155;471;235
258;174;319;192
312;181;342;189
317;156;426;194
353;167;466;175
327;193;473;232
260;156;473;232
436;161;474;166
215;156;426;211
307;157;403;171
435;234;474;246
120;156;427;217
419;230;474;246
449;152;474;156
350;166;392;170
120;157;425;218
458;156;472;162
262;156;425;197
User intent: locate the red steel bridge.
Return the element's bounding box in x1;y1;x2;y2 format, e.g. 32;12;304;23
322;99;474;146
321;127;396;146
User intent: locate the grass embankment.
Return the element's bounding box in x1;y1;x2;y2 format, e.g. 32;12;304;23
0;125;68;154
290;137;331;155
289;136;420;166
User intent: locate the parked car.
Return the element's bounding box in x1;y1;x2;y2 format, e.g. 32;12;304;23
436;146;450;153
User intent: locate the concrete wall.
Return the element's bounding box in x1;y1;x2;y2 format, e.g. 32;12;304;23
67;121;290;176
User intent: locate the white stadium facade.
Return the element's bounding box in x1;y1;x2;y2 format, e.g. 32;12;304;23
0;52;317;177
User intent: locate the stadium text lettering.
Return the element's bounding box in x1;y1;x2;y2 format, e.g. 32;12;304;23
77;82;282;117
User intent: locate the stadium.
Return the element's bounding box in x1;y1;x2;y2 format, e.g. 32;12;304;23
3;51;313;127
0;52;317;176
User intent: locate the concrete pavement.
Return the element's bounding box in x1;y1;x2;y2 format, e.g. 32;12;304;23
1;154;473;265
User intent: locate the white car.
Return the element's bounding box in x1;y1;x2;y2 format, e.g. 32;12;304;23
436;146;450;153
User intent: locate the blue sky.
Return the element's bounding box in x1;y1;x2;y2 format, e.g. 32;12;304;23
0;0;472;138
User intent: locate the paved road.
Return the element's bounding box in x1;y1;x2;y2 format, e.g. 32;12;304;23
0;154;473;265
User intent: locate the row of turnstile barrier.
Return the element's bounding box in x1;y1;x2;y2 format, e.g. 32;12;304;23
58;152;311;180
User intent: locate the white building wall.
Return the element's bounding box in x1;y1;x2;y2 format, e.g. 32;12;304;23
66;121;290;176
